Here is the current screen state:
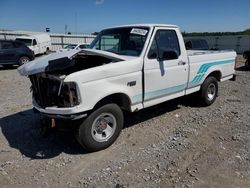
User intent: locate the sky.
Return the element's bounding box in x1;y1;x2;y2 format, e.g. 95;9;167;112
0;0;250;34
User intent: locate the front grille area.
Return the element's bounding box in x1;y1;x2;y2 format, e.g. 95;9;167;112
29;74;79;108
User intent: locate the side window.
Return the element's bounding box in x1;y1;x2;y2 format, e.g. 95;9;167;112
33;39;37;46
1;41;14;49
148;30;180;60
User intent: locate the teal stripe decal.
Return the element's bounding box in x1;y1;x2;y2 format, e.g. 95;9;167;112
144;84;186;100
188;59;234;87
132;94;142;103
132;59;234;103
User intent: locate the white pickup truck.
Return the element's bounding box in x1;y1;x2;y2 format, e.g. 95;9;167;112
18;24;236;152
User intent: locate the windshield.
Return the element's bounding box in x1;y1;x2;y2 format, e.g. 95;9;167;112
90;27;149;56
16;38;32;46
64;44;77;49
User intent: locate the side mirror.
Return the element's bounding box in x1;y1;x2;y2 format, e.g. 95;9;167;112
148;52;157;59
158;50;178;61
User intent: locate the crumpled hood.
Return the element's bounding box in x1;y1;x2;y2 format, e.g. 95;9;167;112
18;49;131;76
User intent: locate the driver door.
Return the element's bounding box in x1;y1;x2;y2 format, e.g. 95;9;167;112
143;27;189;107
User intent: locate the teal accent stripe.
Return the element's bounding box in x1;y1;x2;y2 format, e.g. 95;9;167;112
132;59;235;103
144;84;186;100
188;59;234;87
132;94;142;103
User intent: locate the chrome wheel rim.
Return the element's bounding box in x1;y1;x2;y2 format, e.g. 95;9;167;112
207;83;216;101
91;113;117;142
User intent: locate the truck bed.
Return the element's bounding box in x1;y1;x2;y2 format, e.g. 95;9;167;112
187;50;236;88
187;49;234;56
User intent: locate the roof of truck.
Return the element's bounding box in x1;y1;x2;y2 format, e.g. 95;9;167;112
104;24;179;30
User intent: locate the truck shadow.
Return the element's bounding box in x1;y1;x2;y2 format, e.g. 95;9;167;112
0;95;201;159
0;65;18;70
235;66;250;72
124;95;201;128
0;109;86;159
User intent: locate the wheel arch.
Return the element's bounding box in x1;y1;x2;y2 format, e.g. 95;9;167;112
93;93;132;111
206;70;222;82
18;54;31;60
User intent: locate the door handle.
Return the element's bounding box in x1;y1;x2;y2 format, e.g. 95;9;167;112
178;61;186;65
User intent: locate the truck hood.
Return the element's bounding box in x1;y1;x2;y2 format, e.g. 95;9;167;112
18;49;132;76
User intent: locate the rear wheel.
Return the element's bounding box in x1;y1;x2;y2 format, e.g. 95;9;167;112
77;103;124;152
18;56;30;66
199;76;218;106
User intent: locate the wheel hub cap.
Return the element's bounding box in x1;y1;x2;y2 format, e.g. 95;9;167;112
207;83;216;101
91;113;117;142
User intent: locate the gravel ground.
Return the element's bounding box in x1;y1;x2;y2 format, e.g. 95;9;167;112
0;56;250;188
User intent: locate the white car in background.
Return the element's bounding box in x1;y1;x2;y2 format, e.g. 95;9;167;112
58;43;90;52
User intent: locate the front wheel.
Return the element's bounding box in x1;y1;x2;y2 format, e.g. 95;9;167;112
18;56;30;66
77;104;124;152
199;76;218;106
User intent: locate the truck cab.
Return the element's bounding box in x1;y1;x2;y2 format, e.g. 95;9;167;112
18;24;236;152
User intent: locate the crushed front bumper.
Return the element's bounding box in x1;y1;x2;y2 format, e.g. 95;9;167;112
32;99;87;120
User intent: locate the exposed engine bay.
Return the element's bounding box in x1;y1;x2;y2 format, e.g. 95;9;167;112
44;52;121;75
27;50;124;108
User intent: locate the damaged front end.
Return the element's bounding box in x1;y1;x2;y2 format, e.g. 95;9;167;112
18;49;125;112
29;73;80;108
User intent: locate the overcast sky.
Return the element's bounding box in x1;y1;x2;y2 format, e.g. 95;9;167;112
0;0;249;34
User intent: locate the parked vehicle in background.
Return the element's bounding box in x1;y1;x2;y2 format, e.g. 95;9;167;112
57;43;90;52
185;38;210;50
15;33;51;55
243;50;250;69
0;39;34;67
18;24;236;152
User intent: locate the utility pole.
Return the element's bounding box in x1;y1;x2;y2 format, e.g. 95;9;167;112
65;25;68;34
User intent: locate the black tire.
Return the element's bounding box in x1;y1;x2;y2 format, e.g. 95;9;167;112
200;76;218;106
18;56;30;66
77;103;124;152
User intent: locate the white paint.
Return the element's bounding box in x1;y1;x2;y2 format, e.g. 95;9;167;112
18;24;236;116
